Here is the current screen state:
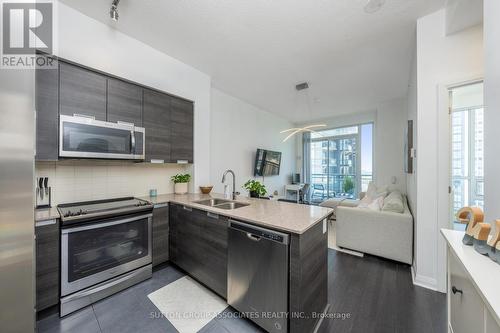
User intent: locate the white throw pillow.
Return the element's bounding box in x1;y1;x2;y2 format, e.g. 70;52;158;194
362;196;383;211
382;191;404;213
363;182;388;202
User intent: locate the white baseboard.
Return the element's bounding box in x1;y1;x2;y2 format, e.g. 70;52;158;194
411;266;439;291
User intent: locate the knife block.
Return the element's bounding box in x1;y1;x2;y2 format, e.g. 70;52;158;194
36;186;51;208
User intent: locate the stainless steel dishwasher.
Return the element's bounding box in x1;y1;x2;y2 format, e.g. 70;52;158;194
227;220;289;333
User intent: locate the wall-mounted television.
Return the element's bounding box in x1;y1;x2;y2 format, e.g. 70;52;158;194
254;149;282;176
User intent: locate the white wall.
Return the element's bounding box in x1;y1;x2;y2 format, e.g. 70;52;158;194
210;88;295;197
484;0;500;228
375;98;407;193
414;9;483;291
406;45;418;273
53;3;211;192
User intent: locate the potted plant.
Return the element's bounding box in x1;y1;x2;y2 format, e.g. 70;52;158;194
243;180;267;198
171;173;191;194
343;176;355;194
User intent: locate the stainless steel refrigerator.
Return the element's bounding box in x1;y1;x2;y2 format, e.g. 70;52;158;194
0;57;35;331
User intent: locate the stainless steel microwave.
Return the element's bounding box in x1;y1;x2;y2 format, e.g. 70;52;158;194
59;115;145;160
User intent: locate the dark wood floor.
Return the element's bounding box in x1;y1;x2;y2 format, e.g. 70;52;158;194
319;250;447;333
37;249;446;333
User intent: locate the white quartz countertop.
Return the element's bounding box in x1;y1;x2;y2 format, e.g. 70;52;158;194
441;229;500;326
35;207;60;222
140;193;333;234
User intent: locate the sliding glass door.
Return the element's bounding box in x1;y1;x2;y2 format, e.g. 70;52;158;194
307;124;373;202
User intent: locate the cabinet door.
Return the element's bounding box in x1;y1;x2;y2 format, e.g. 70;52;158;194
143;89;171;162
175;206;204;277
199;212;228;298
152;205;169;267
59;62;107;120
35;220;60;312
35;55;59;161
107;79;143;126
169;204;179;264
170;97;194;163
449;251;485;333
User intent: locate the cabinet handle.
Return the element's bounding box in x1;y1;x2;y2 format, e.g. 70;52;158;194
183;206;192;212
452;286;463;295
73;113;95;120
207;212;219;219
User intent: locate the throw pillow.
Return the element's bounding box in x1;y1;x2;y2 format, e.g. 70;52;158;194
367;196;384;211
382;191;404;213
364;182;389;202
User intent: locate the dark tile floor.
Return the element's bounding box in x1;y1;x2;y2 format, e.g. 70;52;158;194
37;250;446;333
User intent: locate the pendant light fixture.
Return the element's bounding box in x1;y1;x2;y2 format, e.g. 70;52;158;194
110;0;120;21
280;82;326;142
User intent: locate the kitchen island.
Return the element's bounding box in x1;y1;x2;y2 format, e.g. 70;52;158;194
141;193;333;333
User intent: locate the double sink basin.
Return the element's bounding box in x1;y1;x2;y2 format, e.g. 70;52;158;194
194;198;250;210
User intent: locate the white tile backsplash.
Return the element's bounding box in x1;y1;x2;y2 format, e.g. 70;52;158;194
36;161;188;205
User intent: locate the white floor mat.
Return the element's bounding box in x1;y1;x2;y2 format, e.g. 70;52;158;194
147;276;227;333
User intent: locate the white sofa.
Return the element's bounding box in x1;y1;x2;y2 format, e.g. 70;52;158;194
322;193;413;265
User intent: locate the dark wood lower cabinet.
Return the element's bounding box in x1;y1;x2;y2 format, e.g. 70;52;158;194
35;219;60;312
199;213;228;298
152;205;169;267
169;204;228;298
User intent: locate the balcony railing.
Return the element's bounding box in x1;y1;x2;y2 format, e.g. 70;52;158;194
309;173;372;200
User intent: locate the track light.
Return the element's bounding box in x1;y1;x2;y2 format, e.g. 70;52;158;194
110;0;120;21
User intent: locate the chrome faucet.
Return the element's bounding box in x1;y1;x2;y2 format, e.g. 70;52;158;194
221;169;238;200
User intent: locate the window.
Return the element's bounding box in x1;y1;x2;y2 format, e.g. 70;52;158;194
305;123;373;202
449;82;484;230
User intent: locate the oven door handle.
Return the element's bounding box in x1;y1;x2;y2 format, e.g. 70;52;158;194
61;213;152;234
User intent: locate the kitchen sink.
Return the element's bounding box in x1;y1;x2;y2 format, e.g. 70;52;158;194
194;199;250;210
194;198;231;207
214;202;250;210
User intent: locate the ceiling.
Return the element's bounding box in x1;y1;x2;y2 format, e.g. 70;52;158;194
60;0;445;122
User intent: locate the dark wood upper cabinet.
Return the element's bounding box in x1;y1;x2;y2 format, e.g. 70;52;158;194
59;62;107;121
35;58;194;164
170;97;194;163
143;89;171;162
35;55;59;161
107;79;143;126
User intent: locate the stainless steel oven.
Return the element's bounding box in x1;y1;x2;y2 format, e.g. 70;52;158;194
60;211;152;316
59;115;145;160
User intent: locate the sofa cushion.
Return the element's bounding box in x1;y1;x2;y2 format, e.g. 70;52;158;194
365;182;388;201
382;191;404;213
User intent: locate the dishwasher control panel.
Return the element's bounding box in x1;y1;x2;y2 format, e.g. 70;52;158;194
229;220;289;245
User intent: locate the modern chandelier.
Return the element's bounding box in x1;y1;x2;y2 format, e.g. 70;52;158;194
280;82;326;142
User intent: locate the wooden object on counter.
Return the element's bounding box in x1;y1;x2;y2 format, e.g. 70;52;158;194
473;223;491;241
487;220;500;263
457;206;484;245
473;223;491;255
487;220;500;247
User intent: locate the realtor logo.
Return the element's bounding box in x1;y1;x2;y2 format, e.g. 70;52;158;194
1;1;55;68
